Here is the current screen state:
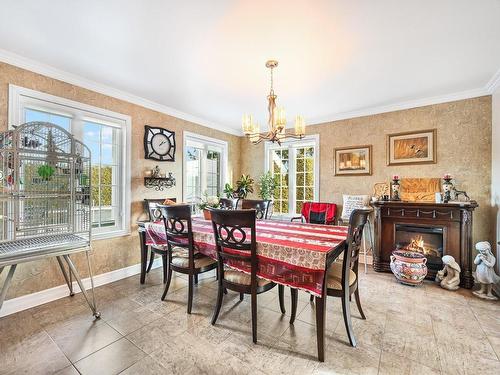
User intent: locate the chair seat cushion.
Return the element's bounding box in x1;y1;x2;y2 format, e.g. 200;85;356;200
224;270;272;287
171;253;216;269
326;262;357;290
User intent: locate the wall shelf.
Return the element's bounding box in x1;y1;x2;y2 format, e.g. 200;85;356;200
144;173;176;191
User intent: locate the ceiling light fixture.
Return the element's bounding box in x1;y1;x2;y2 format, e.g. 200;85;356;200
242;60;305;145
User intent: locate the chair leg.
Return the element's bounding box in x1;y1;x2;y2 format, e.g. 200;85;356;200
310;294;314;302
146;250;155;273
161;254;168;283
240;292;244;301
161;263;173;301
194;274;198;285
211;282;224;325
187;274;194;314
278;284;286;314
354;288;366;320
251;290;257;344
341;291;356;347
290;288;298;324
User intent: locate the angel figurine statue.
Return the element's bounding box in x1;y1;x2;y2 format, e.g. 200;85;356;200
435;255;461;291
473;241;500;300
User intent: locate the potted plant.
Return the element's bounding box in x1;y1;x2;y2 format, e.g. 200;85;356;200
258;172;276;200
235;174;254;199
197;191;219;220
223;183;236;198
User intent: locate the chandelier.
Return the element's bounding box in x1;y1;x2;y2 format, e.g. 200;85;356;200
242;60;306;145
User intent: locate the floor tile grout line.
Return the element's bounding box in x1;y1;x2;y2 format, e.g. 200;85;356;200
467;298;500;362
42;324;76;374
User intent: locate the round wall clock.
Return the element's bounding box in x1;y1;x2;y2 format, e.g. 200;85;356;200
144;125;176;161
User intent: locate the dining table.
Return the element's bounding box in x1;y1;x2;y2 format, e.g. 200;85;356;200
137;217;349;362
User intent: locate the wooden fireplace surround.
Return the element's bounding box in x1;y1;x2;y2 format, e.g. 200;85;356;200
372;200;478;288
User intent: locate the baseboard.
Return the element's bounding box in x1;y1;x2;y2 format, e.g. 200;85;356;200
0;258;162;318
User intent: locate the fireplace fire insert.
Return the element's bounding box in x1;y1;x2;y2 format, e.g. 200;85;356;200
395;224;444;271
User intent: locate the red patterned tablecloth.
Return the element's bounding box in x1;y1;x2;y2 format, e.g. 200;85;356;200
145;218;348;296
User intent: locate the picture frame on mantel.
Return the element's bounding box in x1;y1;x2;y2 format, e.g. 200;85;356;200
387;129;436;166
334;145;372;176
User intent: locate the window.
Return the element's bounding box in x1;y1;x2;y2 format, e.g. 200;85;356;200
9;85;131;239
183;132;228;204
265;135;319;216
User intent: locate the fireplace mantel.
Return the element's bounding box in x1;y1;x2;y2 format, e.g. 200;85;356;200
372;200;478;288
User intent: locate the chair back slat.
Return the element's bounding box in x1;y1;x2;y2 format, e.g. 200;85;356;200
144;198;176;221
341;208;371;285
210;209;256;266
159;204;194;251
241;199;270;220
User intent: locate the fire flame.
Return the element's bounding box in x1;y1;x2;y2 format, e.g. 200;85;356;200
404;235;439;257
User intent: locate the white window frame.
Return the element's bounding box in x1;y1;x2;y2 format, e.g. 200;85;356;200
264;134;320;218
8;84;132;240
183;131;228;202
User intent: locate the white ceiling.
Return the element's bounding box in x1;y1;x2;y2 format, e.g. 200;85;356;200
1;0;499;135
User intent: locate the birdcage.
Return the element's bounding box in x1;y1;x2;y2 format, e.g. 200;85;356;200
0;122;99;318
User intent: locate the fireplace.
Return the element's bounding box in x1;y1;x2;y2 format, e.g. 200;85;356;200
372;200;478;288
394;224;444;272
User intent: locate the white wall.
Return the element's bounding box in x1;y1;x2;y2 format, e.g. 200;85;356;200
492;89;500;273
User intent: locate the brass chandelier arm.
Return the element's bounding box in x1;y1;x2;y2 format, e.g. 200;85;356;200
247;131;305;145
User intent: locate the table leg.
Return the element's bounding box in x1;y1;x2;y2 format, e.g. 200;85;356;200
139;230;148;284
315;293;327;362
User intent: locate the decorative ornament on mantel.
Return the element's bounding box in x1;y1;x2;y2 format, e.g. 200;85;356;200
242;60;306;145
391;175;401;201
442;173;454;203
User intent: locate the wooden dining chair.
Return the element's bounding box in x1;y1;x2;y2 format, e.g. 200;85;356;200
241;199;271;219
143;198;176;281
291;201;337;225
209;209;285;343
159;204;218;314
290;208;371;347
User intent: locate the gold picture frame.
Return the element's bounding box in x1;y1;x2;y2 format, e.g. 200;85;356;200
387;129;436;166
334;145;372;176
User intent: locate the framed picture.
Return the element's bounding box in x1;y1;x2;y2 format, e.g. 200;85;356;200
387;129;436;166
334;145;372;176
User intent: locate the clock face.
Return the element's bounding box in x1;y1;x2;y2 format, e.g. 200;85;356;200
151;133;171;156
144;126;176;161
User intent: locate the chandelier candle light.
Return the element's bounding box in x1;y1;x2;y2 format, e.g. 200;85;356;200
242;60;306;145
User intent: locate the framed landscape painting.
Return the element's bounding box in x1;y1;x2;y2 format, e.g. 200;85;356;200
334;145;372;176
387;129;436;166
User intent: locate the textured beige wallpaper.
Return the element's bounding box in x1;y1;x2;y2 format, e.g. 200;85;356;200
0;62;242;299
240;96;493;246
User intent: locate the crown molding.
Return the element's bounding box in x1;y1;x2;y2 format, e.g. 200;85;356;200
308;87;490;125
0;48;241;136
486;68;500;94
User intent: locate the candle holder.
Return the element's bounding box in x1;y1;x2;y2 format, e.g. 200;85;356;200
442;174;454;203
391;175;401;201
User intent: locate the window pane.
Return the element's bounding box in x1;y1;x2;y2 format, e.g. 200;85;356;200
25;108;71;131
84;120;122;230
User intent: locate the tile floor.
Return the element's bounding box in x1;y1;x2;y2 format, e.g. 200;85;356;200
1;267;499;375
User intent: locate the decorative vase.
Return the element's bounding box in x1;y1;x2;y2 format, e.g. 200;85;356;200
390;250;428;286
391;175;401;201
203;209;212;221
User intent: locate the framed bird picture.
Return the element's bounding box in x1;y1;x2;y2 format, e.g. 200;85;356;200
387;129;436;166
144;126;176;161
